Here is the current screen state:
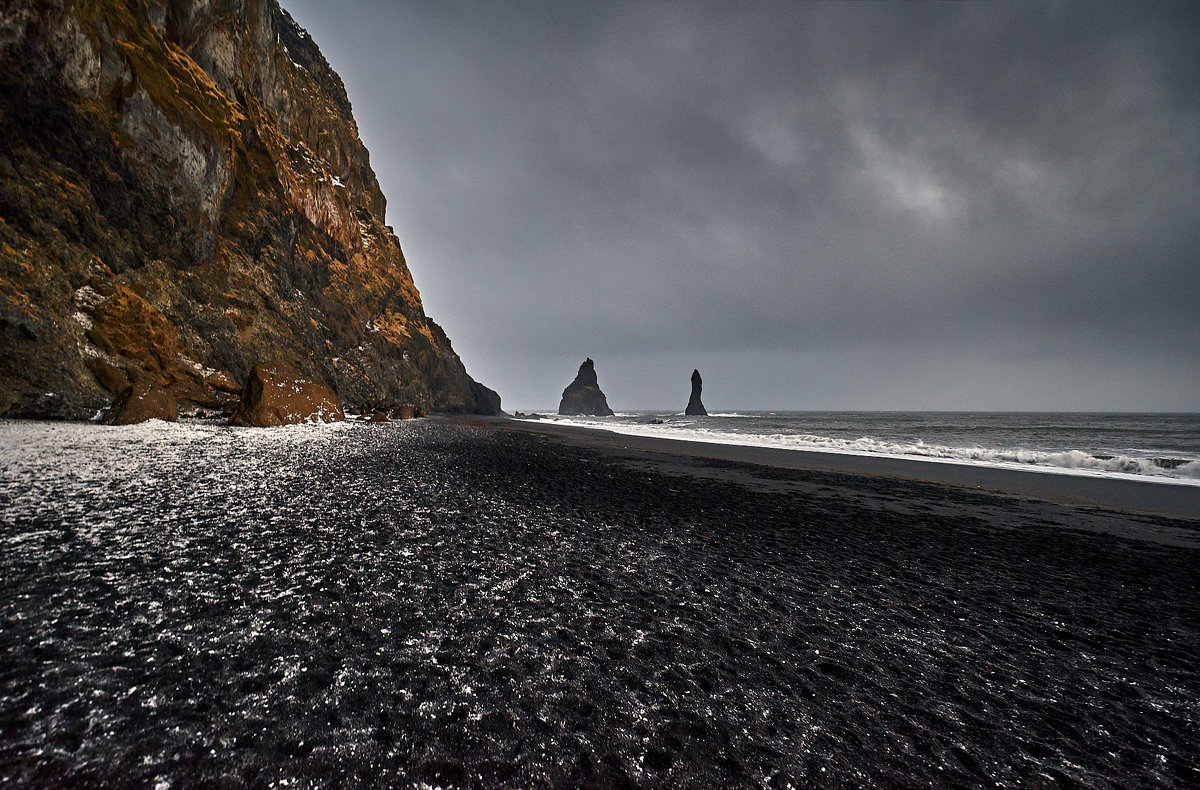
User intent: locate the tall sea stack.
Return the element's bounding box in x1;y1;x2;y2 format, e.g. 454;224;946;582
0;0;500;418
685;369;707;416
558;358;614;416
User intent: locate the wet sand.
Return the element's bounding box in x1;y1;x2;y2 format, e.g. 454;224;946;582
1;417;1198;787
499;416;1200;520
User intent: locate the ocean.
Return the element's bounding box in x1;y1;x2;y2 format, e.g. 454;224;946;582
532;411;1200;483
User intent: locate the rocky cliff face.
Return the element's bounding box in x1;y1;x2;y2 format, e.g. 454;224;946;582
0;0;500;418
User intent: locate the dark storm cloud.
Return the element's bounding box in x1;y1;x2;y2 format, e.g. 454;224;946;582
284;0;1200;409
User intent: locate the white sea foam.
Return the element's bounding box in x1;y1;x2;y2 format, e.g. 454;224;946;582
543;416;1200;485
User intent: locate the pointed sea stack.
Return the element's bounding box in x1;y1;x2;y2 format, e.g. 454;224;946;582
685;369;707;416
558;359;615;416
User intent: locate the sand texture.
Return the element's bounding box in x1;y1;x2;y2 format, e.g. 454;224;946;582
1;417;1197;787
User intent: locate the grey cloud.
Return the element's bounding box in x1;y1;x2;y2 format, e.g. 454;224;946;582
284;0;1199;410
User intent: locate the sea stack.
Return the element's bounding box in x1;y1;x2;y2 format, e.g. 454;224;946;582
558;359;615;416
685;369;708;416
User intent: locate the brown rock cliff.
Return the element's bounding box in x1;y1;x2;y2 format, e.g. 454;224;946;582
0;0;500;418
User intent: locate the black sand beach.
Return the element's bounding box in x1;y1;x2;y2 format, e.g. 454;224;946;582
1;416;1198;788
503;417;1200;521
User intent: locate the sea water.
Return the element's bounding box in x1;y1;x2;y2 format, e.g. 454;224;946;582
534;411;1200;484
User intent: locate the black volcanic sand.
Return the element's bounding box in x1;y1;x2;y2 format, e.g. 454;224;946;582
1;418;1198;788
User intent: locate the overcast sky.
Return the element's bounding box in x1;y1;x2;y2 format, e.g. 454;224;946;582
285;0;1199;411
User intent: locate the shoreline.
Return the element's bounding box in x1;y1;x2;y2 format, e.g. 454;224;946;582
3;417;1198;785
489;416;1200;520
3;413;1196;520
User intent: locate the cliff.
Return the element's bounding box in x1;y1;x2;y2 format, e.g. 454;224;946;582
0;0;500;418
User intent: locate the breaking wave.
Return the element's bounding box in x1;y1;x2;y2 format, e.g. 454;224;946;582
543;416;1200;484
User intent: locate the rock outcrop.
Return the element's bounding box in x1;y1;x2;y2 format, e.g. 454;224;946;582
229;361;343;426
0;0;500;419
103;380;178;425
558;358;614;416
389;403;425;420
357;403;421;422
685;369;707;416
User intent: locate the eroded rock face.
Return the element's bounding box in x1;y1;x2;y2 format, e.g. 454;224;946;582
103;381;179;425
558;358;614;417
0;0;500;419
685;369;707;416
469;381;503;417
229;362;344;427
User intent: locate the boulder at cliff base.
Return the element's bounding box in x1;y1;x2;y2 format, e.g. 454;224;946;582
230;363;345;427
390;403;426;420
103;381;179;425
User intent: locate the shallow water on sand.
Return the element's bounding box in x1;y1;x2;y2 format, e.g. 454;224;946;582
1;419;1198;787
543;411;1200;483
